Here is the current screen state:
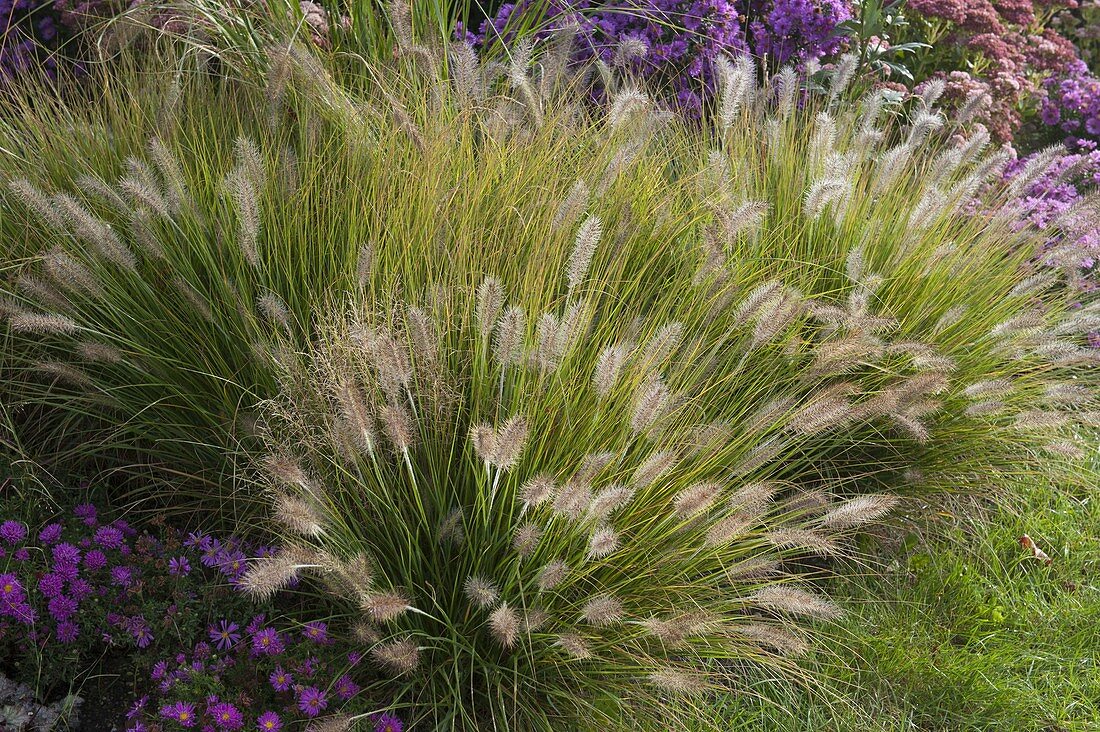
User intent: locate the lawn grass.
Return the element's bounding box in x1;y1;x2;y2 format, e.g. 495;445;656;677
694;458;1100;731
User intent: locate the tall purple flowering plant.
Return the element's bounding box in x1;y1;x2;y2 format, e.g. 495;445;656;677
461;0;853;114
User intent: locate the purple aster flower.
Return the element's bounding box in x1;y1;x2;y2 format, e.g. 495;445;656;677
256;712;281;732
13;548;29;562
334;673;360;700
296;686;327;717
127;724;147;732
83;549;107;570
299;656;319;677
73;503;97;525
210;619;241;651
210;703;244;730
127;695;149;720
193;641;212;659
56;619;79;643
69;578;93;601
6;601;37;624
38;523;62;544
168;556;191;576
269;666;293;692
129;616;154;648
161;701;197;727
151;660;169;680
54;563;79;582
0;520;27;544
251;627;285;656
94;525;125;549
302;621;329;644
183;530;208;548
245;614;267;634
47;594;78;622
374;714;403;732
199;538;223;567
216;548;247;579
52;542;81;568
1;573;26;602
111;565;134;587
37;572;65;598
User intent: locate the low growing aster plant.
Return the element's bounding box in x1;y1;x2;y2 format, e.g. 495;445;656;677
1040;59;1100;151
126;621;403;731
0;502;265;693
0;498;402;729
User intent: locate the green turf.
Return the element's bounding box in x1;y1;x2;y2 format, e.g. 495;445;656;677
695;461;1100;731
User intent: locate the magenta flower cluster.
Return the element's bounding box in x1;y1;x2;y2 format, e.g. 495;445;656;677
128;607;401;732
0;507;152;643
2;501;401;728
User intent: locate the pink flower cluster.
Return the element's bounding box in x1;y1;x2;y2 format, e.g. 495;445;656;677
904;0;1083;142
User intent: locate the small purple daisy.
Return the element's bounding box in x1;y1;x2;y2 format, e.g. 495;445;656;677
210;702;244;730
210;619;241;651
84;549;108;570
374;714;403;732
0;520;27;545
47;594;78;622
38;523;63;544
160;701;197;727
251;627;285;656
269;666;293;692
51;542;82;568
256;712;281;732
55;620;79;643
37;572;65;598
334;673;360;700
94;525;125;549
296;686;327;717
73;503;97;525
110;565;134;588
302;620;329;644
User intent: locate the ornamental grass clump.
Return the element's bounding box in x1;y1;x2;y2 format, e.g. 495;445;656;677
206;55;1092;729
0;36;1096;504
243;180;1095;728
0;32;1096;728
245;282;897;730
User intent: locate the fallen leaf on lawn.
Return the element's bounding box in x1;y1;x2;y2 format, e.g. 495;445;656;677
1018;534;1052;566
